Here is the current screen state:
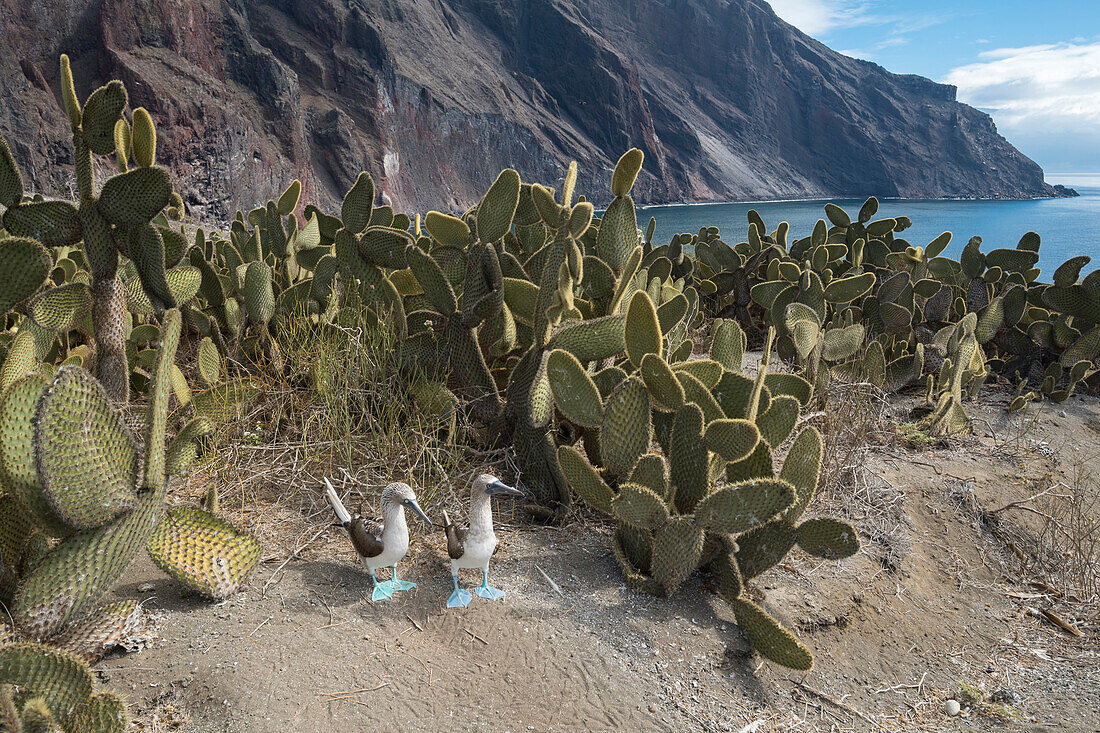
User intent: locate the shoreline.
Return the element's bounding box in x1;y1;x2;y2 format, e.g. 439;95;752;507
636;190;1089;211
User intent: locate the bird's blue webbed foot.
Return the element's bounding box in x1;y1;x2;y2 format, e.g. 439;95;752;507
474;570;506;600
370;571;395;601
389;565;417;592
446;575;473;608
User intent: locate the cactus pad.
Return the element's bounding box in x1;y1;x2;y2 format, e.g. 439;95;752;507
650;517;705;596
556;445;614;512
546;350;603;429
796;518;860;559
0;238;52;316
0;375;70;535
694;479;795;534
146;507;261;600
97;167;172;226
476;169;521;243
341;172;375;234
600;377;651;475
52;601;142;664
243;261;276;325
12;490;163;640
3;202;81;248
29;284;94;332
0;643;94;723
611;484;669;530
0;134;23;207
730;597;813;670
625;291;662;367
33;366;139;531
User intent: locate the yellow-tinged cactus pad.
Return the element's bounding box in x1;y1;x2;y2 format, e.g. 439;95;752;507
611;148;645;197
424;211;470;247
33;366;139;531
196;337;222;388
29;284;94;332
730;597;813;670
146;507;261;600
130;108;157;167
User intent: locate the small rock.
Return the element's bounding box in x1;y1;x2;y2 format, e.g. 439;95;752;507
991;689;1021;705
137;582;155;592
1060;410;1067;418
945;699;961;716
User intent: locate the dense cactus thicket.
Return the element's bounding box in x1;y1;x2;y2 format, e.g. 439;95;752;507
1;58;1098;676
0;58;261;728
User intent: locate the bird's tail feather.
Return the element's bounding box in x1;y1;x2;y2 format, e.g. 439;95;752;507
323;477;353;525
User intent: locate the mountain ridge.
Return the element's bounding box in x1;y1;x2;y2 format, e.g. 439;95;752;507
0;0;1065;218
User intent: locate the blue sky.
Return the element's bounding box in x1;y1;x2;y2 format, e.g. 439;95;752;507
767;1;1100;179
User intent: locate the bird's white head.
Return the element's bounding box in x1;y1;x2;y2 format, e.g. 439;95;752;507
472;474;524;501
381;482;432;525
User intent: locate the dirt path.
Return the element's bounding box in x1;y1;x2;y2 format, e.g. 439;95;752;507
103;391;1100;732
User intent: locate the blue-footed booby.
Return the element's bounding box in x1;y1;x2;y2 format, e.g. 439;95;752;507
323;478;432;601
442;474;523;608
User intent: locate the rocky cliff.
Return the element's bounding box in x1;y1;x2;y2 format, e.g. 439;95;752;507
0;0;1063;219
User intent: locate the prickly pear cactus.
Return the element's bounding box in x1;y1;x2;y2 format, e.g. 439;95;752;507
552;325;859;669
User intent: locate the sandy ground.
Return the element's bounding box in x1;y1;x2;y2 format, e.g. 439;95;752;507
97;387;1100;732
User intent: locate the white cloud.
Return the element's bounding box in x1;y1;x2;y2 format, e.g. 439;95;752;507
944;42;1100;134
766;0;876;36
768;1;946;45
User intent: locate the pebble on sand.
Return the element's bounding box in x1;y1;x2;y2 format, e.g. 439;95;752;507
945;699;961;716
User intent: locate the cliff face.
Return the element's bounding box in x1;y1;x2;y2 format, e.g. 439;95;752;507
0;0;1060;218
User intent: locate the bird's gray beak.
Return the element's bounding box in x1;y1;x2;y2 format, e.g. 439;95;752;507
407;499;432;525
486;480;524;498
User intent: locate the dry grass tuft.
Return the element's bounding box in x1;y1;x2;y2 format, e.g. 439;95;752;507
174;315;509;560
809;379;914;570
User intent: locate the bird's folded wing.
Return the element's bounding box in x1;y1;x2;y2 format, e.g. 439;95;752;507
445;523;466;560
349;517;385;558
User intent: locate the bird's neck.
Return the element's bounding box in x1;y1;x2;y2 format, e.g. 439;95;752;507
468;493;494;534
382;502;408;540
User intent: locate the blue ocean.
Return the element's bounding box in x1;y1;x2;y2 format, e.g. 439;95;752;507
638;178;1100;276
